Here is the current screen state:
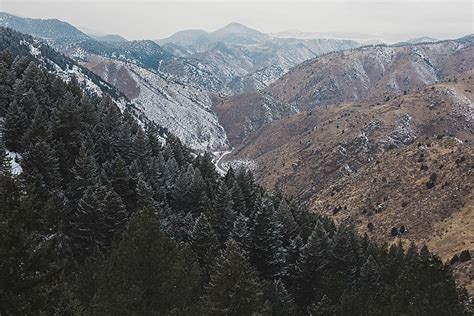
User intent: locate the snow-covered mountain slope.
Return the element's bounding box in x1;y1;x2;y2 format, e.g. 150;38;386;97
158;23;361;94
85;57;228;150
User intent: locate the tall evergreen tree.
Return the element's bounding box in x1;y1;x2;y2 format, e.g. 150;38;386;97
293;220;331;309
191;213;219;272
0;133;11;176
328;222;360;299
91;209;202;314
250;198;286;280
21;140;61;205
22;105;51;149
0;60;15;116
264;280;298;316
103;157;134;210
68;143;98;203
230;212;251;252
203;240;265;315
209;182;235;244
4;100;28;151
128;128;149;163
68;185;106;258
276;199;300;248
101;188;128;246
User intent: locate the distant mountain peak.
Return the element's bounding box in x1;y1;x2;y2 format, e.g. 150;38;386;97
214;22;262;35
91;34;128;42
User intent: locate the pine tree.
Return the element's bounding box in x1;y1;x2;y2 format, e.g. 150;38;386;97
51;92;84;182
22;105;51;149
101;188;128;246
128;128;149;163
209;182;235;244
21;140;61;204
189;167;206;214
359;255;381;291
235;168;258;212
191;213;219;272
145;125;162;158
19;63;49;107
230;180;247;215
68;143;98;203
91;209;202;314
328;222;359;299
250;198;286;280
203;240;265;315
103;157;134;209
0;60;15;116
230;212;250;252
196;193;212;215
68;185;106;258
264;280;297;316
135;176;155;211
286;234;303;287
162;156;179;192
0;49;14;68
276;199;300;248
294;220;331;308
307;295;336;316
93;96;122;164
16;88;40;121
171;165;193;210
0;133;11;176
4;100;28;151
195;151;218;185
143;155;165;201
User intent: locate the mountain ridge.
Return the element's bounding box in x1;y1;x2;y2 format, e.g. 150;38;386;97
215;35;474;146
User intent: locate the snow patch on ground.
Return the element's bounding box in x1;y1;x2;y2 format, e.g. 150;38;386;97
6;150;22;175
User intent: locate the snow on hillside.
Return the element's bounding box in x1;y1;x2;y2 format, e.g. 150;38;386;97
121;62;229;150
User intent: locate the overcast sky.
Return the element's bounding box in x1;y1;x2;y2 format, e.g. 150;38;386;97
1;0;472;41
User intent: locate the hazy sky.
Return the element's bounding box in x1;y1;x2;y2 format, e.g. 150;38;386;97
1;0;472;41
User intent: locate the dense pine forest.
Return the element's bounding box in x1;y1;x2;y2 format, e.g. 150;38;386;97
0;44;469;315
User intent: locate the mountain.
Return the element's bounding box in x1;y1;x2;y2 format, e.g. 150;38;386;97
0;12;88;40
91;34;128;42
403;36;438;44
157;29;210;47
215;36;474;146
157;22;270;46
271;29;383;42
158;23;360;94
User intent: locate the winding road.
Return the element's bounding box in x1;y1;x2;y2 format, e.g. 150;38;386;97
214;150;233;175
